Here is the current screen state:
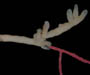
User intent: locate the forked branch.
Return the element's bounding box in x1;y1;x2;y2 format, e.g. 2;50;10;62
46;4;88;38
0;4;88;49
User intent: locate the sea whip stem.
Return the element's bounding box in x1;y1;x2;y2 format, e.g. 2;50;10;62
59;52;63;75
49;46;90;75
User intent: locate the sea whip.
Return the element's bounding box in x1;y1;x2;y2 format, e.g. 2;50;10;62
49;46;90;75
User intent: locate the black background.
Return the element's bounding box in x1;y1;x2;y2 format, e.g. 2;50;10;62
0;0;90;75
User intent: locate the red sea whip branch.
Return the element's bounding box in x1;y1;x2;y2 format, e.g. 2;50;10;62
49;46;90;75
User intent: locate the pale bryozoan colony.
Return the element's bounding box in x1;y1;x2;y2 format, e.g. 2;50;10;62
0;4;88;49
0;4;89;75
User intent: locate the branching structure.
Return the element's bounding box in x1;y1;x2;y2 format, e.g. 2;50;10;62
0;4;90;75
49;46;90;75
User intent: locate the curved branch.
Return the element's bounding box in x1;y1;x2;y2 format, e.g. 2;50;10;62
0;34;51;49
46;4;88;38
50;46;90;64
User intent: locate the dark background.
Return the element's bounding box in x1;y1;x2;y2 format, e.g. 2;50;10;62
0;0;90;75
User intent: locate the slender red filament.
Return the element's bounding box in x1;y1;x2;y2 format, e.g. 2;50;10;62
49;46;90;75
59;52;63;75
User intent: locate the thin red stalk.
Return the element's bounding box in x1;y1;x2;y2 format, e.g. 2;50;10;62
49;46;90;64
59;52;63;75
49;46;90;75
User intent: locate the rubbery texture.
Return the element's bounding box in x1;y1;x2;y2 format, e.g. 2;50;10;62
0;4;88;49
0;4;89;75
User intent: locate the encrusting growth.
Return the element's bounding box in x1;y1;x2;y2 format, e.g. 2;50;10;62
0;4;90;75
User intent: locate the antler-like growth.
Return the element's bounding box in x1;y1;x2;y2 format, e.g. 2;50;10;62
46;4;88;38
0;4;88;49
